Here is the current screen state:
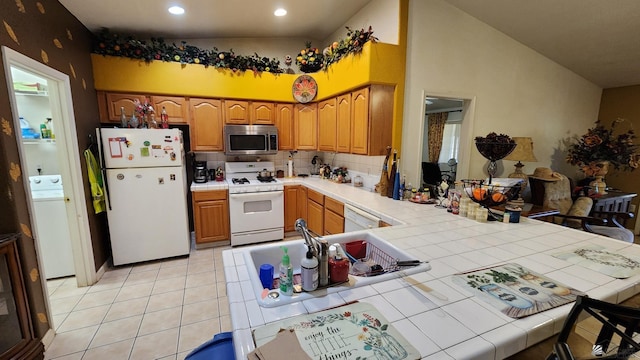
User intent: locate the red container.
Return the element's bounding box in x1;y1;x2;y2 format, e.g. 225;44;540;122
345;240;367;259
329;258;350;284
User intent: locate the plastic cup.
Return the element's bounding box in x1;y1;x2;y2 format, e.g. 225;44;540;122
259;264;274;289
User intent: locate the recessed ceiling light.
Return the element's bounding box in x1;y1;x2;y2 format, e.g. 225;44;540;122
274;8;287;16
168;6;185;15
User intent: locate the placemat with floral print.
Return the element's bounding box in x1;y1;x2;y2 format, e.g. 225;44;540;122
452;263;584;318
553;245;640;279
252;302;420;359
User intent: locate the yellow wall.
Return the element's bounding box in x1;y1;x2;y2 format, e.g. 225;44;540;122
92;41;407;150
92;42;402;100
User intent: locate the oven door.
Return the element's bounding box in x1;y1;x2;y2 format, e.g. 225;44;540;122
228;191;284;245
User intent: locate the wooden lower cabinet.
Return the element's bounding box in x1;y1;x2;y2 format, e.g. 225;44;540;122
306;188;324;235
284;186;298;232
324;197;344;235
193;190;230;245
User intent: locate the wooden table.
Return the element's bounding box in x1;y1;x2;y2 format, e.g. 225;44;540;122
494;203;560;219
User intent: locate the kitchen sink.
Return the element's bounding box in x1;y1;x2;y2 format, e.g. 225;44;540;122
243;231;431;307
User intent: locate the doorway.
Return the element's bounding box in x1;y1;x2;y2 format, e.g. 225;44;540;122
2;47;96;325
423;97;464;183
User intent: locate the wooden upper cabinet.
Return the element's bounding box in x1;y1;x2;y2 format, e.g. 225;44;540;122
351;85;394;155
336;93;352;153
99;92;148;123
275;103;294;150
190;98;224;152
318;98;337;152
224;100;250;124
294;103;318;150
351;88;370;155
151;96;189;123
251;102;275;124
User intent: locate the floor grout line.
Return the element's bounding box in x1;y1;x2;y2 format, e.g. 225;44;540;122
45;245;233;360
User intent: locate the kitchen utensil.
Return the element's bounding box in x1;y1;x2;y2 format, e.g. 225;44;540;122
354;175;363;187
377;146;391;196
259;169;273;178
387;150;397;198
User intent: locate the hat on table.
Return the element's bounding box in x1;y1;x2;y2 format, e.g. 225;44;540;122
529;167;562;181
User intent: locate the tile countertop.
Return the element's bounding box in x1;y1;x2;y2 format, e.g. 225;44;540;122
220;177;640;359
190;179;229;191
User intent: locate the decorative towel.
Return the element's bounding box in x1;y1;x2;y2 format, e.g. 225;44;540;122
84;149;105;214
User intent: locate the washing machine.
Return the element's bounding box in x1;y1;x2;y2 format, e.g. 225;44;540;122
29;175;74;279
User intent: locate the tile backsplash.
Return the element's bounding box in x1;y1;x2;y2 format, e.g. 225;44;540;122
194;151;388;192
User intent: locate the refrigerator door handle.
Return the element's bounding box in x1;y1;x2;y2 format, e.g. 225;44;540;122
96;128;112;211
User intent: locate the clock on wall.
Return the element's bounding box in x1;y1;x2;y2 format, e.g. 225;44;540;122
292;75;317;103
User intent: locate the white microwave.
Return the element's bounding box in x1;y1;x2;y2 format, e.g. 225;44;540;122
224;125;278;156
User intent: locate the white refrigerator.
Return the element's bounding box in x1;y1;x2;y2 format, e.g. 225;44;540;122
99;128;190;266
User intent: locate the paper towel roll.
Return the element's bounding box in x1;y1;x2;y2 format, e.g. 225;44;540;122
287;159;293;177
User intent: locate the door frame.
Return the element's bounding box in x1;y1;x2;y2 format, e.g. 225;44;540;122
407;89;476;185
2;46;96;288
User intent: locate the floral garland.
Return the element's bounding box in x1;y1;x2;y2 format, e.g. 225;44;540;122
92;28;284;74
296;26;378;73
92;26;378;75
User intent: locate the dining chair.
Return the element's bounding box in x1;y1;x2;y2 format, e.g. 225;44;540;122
546;295;640;360
528;170;634;242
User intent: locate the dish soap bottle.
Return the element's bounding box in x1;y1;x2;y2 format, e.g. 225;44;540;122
279;246;293;295
301;246;319;292
328;244;350;284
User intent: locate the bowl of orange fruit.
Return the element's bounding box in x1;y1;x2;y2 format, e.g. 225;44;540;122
462;179;521;208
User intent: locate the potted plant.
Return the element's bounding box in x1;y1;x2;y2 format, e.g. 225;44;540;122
566;119;639;193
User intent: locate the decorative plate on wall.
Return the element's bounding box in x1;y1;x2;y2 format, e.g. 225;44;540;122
292;75;317;103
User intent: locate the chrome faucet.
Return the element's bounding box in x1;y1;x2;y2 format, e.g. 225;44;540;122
295;218;329;286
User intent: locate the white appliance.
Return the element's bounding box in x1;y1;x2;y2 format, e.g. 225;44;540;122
99;128;190;266
225;161;284;246
344;204;381;232
29;175;74;279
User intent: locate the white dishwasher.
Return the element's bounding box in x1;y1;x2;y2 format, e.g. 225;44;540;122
344;204;381;232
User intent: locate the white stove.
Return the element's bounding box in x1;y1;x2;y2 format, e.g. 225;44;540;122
225;161;284;246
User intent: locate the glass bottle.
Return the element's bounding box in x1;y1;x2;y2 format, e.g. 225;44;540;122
120;107;128;128
160;106;169;129
149;113;158;129
129;113;139;128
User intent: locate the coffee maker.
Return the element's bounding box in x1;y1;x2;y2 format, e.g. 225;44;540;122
194;161;208;183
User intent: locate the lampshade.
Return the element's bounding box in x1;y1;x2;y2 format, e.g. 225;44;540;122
503;137;538;162
504;137;537;206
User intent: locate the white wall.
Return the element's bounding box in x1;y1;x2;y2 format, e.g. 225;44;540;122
323;0;400;45
401;0;602;187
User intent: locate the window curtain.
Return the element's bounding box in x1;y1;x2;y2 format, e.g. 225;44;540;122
427;112;448;162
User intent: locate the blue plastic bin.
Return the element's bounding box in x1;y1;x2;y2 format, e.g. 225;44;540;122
185;332;235;360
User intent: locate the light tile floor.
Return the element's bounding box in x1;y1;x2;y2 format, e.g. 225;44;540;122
44;245;232;360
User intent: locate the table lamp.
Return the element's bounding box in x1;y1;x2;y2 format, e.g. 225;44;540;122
503;137;537;204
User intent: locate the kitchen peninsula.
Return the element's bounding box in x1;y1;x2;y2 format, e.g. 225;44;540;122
222;177;640;359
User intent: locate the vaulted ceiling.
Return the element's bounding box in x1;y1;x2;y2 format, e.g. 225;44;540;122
59;0;640;89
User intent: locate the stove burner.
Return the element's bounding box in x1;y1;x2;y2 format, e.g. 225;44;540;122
257;176;276;183
232;178;249;184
